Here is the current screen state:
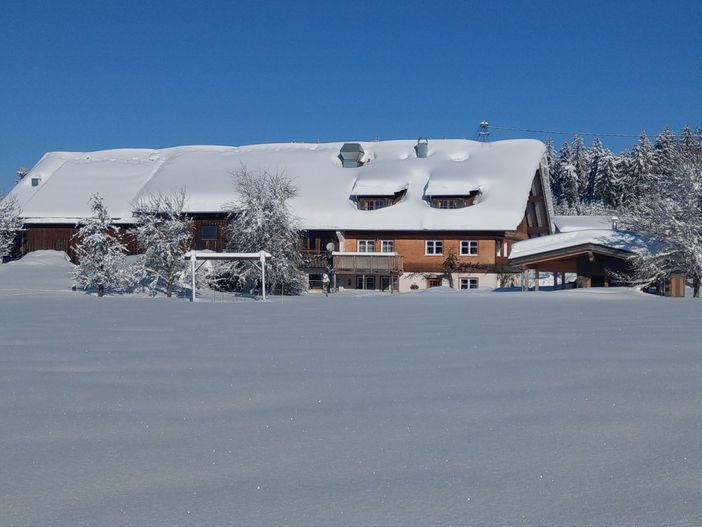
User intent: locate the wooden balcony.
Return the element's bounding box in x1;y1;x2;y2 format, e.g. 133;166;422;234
332;252;403;274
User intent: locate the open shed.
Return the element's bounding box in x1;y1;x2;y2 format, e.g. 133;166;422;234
508;226;684;297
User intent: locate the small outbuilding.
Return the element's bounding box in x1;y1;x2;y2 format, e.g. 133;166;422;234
509;216;684;297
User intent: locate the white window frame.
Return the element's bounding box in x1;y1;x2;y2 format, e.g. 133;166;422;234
425;240;443;255
460;240;479;256
358;240;375;252
460;277;479;290
381;240;394;253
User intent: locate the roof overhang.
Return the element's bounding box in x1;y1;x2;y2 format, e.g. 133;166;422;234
509;242;635;268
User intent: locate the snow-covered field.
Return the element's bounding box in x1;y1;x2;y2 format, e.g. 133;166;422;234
2;252;702;526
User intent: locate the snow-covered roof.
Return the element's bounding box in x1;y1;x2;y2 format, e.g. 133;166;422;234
8;139;547;232
510;229;651;261
553;215;614;233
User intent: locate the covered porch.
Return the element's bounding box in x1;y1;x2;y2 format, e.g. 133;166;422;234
331;252;403;292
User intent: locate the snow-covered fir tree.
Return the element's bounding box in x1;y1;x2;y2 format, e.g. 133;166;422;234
679;125;702;164
571;134;590;200
624;131;655;202
586;138;605;202
225;167;306;296
73;194;132;297
132;191;193;297
553;142;580;207
592;149;621;208
0;195;22;261
653;127;678;180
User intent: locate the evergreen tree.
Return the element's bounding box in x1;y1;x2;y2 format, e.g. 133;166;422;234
653;127;678;179
132;191;193;298
0;195;22;261
226;167;306;296
624;131;655;203
544;137;556;174
679;125;699;163
557;143;580;207
586;138;605;202
571;134;590;201
73;194;131;297
592;148;620;207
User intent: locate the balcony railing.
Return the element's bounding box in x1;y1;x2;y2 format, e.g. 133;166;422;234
332;252;403;274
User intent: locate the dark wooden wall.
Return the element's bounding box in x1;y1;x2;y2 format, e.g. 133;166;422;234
22;215;232;263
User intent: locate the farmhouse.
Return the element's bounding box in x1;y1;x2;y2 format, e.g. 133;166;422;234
7;139;553;292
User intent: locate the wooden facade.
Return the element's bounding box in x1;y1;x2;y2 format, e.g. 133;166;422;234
341;231;507;273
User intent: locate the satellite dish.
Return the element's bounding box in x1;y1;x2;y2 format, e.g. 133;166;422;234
326;242;335;252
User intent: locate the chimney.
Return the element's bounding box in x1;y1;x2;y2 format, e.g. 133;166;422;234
415;137;429;158
339;143;365;168
611;215;619;231
17;167;29;181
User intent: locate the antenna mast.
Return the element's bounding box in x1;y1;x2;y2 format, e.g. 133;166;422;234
478;121;490;142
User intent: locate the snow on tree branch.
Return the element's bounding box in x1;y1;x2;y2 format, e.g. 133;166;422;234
131;190;193;298
223;166;306;296
0;194;22;261
73;194;133;297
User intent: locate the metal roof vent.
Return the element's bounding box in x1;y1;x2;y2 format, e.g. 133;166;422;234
31;176;41;187
415;137;429;158
339;143;365;168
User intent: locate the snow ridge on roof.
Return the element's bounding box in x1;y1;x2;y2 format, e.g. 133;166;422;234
9;139;546;231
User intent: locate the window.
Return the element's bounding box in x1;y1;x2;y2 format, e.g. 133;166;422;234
425;240;443;255
460;240;478;256
358;240;375;252
381;240;394;253
460;278;479;290
428;278;443;288
360;198;389;210
438;199;459;209
356;275;377;290
201;225;218;240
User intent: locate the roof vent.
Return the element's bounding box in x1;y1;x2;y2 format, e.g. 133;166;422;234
415;137;429;158
611;215;619;231
339;143;365;168
31;177;41;187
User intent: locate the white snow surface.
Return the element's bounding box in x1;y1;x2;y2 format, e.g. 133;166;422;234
553;215;614;232
3;251;702;526
510;228;651;259
8;139;546;231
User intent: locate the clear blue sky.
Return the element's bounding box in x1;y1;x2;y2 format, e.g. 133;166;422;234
1;0;700;192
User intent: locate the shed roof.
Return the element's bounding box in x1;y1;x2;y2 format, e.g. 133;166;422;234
510;228;652;264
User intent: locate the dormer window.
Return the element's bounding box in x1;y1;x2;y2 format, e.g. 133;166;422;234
354;189;406;211
428;189;481;209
